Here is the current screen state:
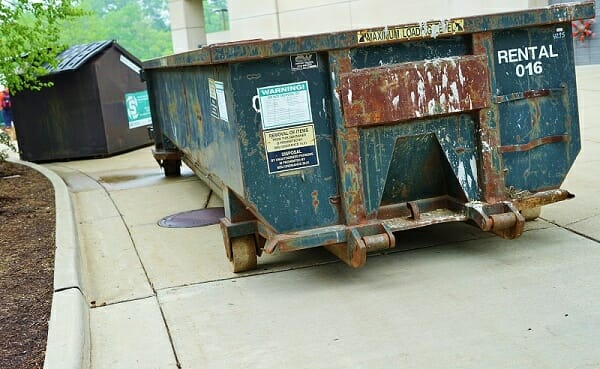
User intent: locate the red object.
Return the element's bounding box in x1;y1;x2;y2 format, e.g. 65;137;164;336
572;19;595;42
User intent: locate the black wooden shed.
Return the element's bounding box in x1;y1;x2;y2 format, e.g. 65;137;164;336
13;40;153;162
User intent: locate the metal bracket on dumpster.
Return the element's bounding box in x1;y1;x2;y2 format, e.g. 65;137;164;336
152;148;182;175
465;201;525;239
510;189;574;211
325;223;396;268
152;148;182;162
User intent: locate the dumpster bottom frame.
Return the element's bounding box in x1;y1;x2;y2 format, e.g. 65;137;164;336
157;145;573;272
218;189;574;272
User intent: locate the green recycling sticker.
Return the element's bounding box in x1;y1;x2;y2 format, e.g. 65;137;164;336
125;90;152;129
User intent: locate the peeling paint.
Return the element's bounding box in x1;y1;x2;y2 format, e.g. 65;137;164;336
470;155;478;187
341;55;490;127
457;161;467;188
392;95;400;109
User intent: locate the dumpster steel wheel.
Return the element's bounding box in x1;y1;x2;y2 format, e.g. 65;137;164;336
521;206;541;221
230;235;257;273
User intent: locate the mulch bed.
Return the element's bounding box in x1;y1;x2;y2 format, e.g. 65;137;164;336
0;161;55;369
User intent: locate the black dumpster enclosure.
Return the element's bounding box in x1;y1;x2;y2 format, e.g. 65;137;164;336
13;40;153;162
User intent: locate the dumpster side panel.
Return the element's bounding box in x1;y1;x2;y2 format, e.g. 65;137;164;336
230;54;341;233
13;67;107;162
151;69;191;151
94;47;152;154
492;24;580;192
181;65;244;194
147;67;244;194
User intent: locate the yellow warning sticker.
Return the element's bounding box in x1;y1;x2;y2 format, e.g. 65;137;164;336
357;19;465;44
264;124;316;152
264;124;319;174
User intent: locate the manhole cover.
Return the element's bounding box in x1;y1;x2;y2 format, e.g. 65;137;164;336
158;207;225;228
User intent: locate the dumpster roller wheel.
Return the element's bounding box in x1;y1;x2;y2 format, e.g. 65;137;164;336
229;235;257;273
520;206;541;221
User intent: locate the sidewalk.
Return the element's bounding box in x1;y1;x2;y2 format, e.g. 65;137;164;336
39;65;600;369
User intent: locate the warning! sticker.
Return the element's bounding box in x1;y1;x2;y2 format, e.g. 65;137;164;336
357;19;464;44
264;124;319;174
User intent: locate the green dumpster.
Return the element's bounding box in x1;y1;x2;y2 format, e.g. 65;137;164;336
143;1;594;272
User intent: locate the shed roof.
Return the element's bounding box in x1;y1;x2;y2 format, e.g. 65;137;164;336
48;40;141;74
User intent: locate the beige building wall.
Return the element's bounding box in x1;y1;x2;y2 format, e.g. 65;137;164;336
169;0;208;53
170;0;550;52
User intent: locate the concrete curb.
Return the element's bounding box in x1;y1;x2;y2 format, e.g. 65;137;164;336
9;159;90;369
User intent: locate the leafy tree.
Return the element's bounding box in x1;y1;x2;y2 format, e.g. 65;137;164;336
59;0;172;61
140;0;169;31
0;0;84;92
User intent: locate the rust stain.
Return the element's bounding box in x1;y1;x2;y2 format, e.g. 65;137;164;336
498;135;568;153
193;102;203;131
472;32;506;203
339;128;367;225
311;190;320;213
340;55;490;127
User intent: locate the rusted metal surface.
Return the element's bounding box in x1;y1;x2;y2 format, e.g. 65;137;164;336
498;134;569;153
472;32;507;204
511;188;574;210
261;224;347;254
383;209;468;232
495;87;566;104
145;3;589;270
143;2;595;69
465;201;524;239
330;50;368;226
340;55;490;127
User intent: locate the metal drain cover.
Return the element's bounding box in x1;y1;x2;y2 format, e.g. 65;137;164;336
158;207;225;228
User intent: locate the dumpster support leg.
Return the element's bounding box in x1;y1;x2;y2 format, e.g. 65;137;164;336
325;224;395;268
152;148;182;177
466;202;525;239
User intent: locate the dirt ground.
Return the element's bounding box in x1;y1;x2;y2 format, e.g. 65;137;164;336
0;161;55;369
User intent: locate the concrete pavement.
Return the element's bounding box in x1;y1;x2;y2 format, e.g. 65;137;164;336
38;65;600;369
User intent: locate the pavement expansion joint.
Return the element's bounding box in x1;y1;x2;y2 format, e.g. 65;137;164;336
155;260;341;294
543;218;600;244
89;294;157;309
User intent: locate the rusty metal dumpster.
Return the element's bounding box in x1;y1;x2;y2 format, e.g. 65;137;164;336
143;1;595;272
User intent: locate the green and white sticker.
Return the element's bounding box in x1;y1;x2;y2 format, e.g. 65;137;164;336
254;81;312;130
209;79;229;122
125;90;152;129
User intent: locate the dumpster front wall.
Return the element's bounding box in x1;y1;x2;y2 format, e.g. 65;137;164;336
347;35;480;217
360;115;479;218
94;47;153;154
14;67;108;162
